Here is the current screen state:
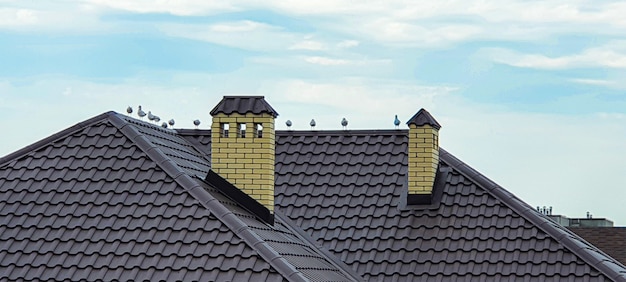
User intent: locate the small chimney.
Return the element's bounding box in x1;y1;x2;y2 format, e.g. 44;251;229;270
406;108;441;205
209;96;278;214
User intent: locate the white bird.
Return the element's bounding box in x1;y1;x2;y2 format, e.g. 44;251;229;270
310;119;316;129
137;106;146;119
285;120;292;129
126;106;133;115
168;119;175;127
154;115;160;123
148;111;155;122
193;119;201;128
161;122;168;128
341;117;348;130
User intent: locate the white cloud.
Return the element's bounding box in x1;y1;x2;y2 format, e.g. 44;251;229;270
483;43;626;69
337;40;359;49
86;0;235;15
0;8;39;26
289;40;327;51
158;20;299;51
304;56;350;66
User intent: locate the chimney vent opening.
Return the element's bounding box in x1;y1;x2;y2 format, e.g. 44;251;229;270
255;123;263;138
238;123;246;138
221;123;229;137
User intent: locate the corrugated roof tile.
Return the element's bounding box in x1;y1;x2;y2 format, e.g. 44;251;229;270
270;130;626;281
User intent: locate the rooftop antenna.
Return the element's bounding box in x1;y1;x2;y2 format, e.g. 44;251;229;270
341;117;348;130
285;120;292;130
137;106;146;120
310;119;316;130
126;106;133;116
394;115;401;129
193;119;201;129
168;119;175;128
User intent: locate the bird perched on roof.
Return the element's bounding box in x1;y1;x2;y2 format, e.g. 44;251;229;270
193;119;201;128
137;106;146;119
310;119;316;130
285;120;292;130
168;119;175;128
341;117;348;130
126;106;132;115
148;111;155;122
394;115;401;129
153;115;160;123
161;122;168;128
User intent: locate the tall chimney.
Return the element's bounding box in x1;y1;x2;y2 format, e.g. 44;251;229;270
406;108;441;204
209;96;278;213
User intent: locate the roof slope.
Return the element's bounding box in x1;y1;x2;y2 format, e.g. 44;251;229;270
0;112;356;281
273;130;626;281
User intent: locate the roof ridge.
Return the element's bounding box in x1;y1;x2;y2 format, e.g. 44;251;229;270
107;112;310;282
0;111;117;167
177;129;410;137
439;148;626;281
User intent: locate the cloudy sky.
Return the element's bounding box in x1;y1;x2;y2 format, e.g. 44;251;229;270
2;1;626;224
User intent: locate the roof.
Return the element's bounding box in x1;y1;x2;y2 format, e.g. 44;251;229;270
569;227;626;266
0;112;356;281
2;111;626;281
177;129;626;281
210;96;279;117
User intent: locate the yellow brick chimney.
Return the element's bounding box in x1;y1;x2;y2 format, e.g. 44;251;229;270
209;96;278;213
406;108;441;204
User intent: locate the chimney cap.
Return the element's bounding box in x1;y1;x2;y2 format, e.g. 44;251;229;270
406;108;441;129
210;96;279;118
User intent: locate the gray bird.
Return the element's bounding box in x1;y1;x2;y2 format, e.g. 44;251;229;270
285;120;292;129
310;119;316;129
168;119;175;128
148;111;155;122
126;106;133;115
137;106;146;119
394;115;401;128
154;115;160;123
193;119;201;128
341;117;348;130
161;122;168;128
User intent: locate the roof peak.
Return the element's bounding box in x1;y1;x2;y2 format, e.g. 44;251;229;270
406;108;441;129
210;96;279;118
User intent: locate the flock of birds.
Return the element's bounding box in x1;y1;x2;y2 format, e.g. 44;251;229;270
126;106;403;130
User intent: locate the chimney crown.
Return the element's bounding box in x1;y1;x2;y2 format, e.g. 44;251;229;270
406;108;441;130
210;96;279;118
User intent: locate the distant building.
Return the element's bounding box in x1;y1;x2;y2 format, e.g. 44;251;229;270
542;209;625;266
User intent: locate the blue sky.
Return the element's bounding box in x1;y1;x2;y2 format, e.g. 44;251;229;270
2;1;626;224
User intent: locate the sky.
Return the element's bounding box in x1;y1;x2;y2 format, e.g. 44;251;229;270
1;1;626;225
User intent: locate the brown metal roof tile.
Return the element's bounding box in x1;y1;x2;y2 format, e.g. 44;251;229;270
270;129;626;281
